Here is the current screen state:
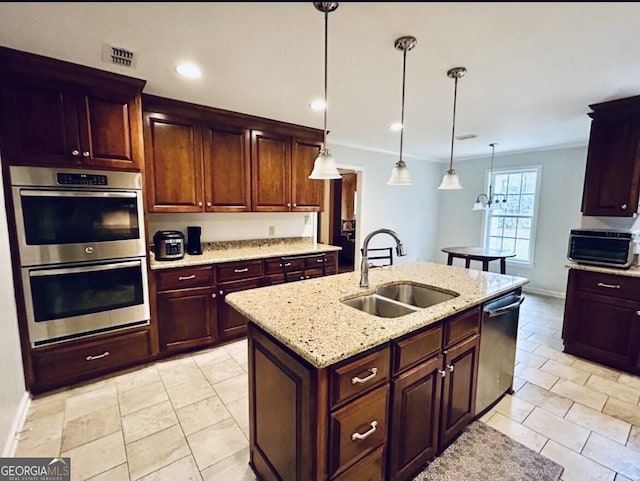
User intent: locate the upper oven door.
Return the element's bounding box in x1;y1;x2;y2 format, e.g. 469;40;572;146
12;187;146;266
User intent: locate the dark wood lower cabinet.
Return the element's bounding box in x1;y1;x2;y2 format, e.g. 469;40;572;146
217;278;264;341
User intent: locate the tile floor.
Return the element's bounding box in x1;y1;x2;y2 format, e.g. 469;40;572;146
11;292;640;481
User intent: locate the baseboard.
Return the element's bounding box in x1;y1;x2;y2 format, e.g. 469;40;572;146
522;285;566;299
2;392;31;457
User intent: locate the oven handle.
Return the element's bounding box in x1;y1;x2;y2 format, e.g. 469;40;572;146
20;189;137;199
29;260;142;277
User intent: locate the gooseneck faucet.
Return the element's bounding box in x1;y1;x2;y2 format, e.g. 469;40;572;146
360;228;407;288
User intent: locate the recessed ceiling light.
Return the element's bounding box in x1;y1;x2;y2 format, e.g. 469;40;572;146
309;99;326;111
389;122;403;131
176;62;202;79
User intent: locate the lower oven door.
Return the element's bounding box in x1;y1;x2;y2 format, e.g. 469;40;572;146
22;257;150;347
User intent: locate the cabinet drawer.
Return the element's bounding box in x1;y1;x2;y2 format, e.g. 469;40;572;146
264;257;305;275
329;384;389;477
333;445;384;481
304;253;333;269
216;260;264;282
156;265;214;291
393;323;443;375
572;269;640;301
444;307;480;349
330;346;390;408
32;329;151;391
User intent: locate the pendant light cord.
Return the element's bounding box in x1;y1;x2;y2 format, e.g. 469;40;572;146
448;75;459;173
399;46;407;165
488;143;495;203
322;8;328;148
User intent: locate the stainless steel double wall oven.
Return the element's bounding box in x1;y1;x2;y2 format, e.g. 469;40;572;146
10;165;150;347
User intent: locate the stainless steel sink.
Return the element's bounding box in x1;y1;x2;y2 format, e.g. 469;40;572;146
374;283;459;308
341;294;418;318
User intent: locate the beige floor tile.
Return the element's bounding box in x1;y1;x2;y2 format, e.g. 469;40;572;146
61;431;126;481
527;333;565;351
540;440;615;481
478;409;496;423
516;338;541;353
61;404;121;452
523;407;590;452
224;339;248;355
136;455;202;481
16;410;64;454
541;359;591;385
192;347;232;367
167;377;216;410
628;425;640;451
14;437;61;458
126;425;190;481
87;463;130;481
187;417;249;471
158;360;206;388
551;379;608;411
515;382;573;417
200;358;245;385
114;365;162;393
176;395;232;436
512;376;527;393
122;400;178;445
67;377;116;397
201;447;255;481
514;364;560;390
493;394;535;423
617;373;640;390
27;392;68;421
603;397;640;427
485;412;548;453
533;345;576;365
65;385;118;421
586;375;640;405
571;359;621;381
212;373;248;404
242;426;250;441
118;381;169;416
582;432;640;480
530;325;561;338
226;396;249;430
516;349;548;369
564;403;631;445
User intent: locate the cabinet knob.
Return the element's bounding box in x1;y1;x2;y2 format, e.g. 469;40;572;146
206;202;212;207
446;364;454;372
219;290;224;295
198;201;203;207
287;203;291;208
212;293;217;299
82;151;90;157
71;150;80;156
293;203;297;207
622;204;628;210
438;369;446;378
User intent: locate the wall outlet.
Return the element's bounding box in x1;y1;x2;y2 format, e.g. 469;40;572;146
269;226;275;236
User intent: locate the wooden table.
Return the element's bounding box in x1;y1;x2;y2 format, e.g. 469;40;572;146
441;246;516;274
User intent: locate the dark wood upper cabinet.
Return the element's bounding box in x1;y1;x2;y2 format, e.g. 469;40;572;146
0;47;145;170
251;130;292;212
291;137;324;211
582;95;640;216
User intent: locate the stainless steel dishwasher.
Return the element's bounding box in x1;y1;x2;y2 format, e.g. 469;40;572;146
475;289;525;415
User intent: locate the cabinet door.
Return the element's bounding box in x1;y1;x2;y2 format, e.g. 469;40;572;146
202;123;251;212
388;355;442;481
78;87;142;170
217;278;264;341
439;334;479;449
291;137;324;212
251;130;291;212
144;111;203;212
582;116;640;216
157;287;217;352
6;74;81;166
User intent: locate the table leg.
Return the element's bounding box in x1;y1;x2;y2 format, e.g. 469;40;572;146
500;258;506;274
447;254;453;266
465;258;471;269
482;260;489;271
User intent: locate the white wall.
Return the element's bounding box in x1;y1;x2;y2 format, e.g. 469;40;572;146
435;145;587;296
0;166;27;455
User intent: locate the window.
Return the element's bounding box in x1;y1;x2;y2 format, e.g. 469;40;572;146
483;167;540;264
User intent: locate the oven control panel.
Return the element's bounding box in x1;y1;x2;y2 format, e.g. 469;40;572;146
57;173;108;186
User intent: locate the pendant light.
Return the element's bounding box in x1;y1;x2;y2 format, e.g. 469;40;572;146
309;2;342;180
387;36;416;186
438;67;467;190
472;143;507;210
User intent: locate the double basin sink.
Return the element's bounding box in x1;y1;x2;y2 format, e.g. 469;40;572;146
341;282;459;318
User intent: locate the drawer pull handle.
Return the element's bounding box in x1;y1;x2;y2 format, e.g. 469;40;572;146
446;364;454;372
351;421;378;441
597;282;620;289
280;262;292;267
351;367;378;384
86;351;110;361
317;259;324;263
234;268;249;273
178;275;196;281
438;369;446;378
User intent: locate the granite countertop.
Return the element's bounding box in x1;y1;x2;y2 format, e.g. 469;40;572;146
225;261;529;368
149;238;341;270
565;262;640;278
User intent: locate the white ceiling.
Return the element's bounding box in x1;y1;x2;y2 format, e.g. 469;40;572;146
1;2;640;163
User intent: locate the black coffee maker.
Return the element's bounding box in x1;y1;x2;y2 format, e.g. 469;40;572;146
186;226;203;255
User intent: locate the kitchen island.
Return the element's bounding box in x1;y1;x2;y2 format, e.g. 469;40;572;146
226;261;528;481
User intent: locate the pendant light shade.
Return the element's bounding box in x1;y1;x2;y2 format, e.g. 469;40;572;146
387;36;416;186
438;67;467;190
309;2;341;180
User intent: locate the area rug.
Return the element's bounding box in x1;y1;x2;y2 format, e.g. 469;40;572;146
413;421;564;481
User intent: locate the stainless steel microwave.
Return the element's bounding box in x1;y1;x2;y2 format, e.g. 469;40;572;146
568;229;639;269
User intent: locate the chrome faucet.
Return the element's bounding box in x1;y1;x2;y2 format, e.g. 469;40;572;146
359;228;407;288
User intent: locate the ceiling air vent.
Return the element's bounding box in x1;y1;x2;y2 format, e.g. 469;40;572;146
455;133;477;141
102;43;137;69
